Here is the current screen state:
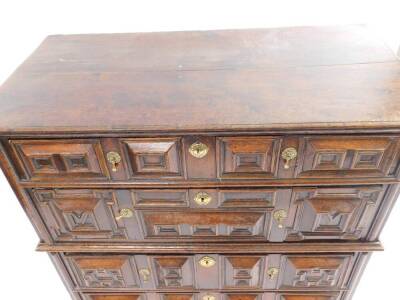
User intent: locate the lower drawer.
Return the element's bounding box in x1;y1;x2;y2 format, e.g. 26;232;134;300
63;253;365;292
81;292;345;300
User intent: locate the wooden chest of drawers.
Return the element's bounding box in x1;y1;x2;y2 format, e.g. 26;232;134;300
0;25;399;300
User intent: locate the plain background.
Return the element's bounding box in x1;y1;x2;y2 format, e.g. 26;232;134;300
0;0;399;299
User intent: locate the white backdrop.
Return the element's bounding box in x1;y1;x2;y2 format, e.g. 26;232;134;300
0;1;399;299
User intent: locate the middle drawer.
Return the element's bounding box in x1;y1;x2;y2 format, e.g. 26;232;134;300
31;185;387;243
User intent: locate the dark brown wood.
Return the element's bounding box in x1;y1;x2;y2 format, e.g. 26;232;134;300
9;135;400;183
37;241;384;253
0;26;398;300
61;253;365;292
30;186;388;243
1;26;400;135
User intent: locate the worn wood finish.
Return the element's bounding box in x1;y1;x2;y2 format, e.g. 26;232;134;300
0;26;398;299
1;26;400;134
9;135;400;183
30;186;388;243
62;253;364;292
37;241;384;253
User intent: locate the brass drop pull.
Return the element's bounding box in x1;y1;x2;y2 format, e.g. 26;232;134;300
203;296;216;300
189;141;209;158
199;256;216;268
115;208;133;221
194;192;212;205
273;209;287;229
267;267;279;280
107;151;122;172
281;147;297;169
139;268;151;282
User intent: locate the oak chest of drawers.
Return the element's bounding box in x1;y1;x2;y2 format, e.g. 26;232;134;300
0;25;399;300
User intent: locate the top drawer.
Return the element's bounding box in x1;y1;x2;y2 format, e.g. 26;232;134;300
9;135;400;182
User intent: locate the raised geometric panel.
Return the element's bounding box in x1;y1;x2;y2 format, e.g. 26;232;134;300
69;255;140;289
218;137;282;178
31;155;56;171
140;211;267;239
219;189;276;208
10;139;108;180
224;256;263;288
122;138;183;178
32;189;128;241
351;151;383;169
153;257;194;288
132;190;188;207
285;186;385;241
312;152;346;170
63;154;89;170
298;136;400;178
278;255;351;290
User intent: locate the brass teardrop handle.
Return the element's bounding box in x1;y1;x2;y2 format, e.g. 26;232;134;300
107;151;122;172
139;268;150;282
194;192;212;205
267;267;279;280
115;208;133;221
273;209;287;229
199;256;216;268
189;141;209;158
281;147;297;169
203;296;216;300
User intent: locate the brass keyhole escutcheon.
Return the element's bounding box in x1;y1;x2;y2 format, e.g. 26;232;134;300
273;209;288;228
267;267;279;280
115;208;133;221
139;268;151;282
199;256;216;268
194;192;212;205
107;151;122;172
281;147;297;169
189;141;209;158
203;295;216;300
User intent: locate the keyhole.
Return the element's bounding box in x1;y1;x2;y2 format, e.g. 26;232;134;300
199;256;216;267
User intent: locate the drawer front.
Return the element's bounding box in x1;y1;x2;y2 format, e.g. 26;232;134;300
82;292;343;300
296;136;400;179
32;186;387;243
10;135;400;181
65;253;358;291
10;139;109;181
31;188;291;242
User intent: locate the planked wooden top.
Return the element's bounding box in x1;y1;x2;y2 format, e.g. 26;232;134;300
0;25;400;134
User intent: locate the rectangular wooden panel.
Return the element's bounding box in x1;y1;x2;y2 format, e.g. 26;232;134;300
32;189;130;241
10;139;109;181
121;138;184;179
297;136;400;179
217;137;283;179
275;255;353;290
284;186;388;241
